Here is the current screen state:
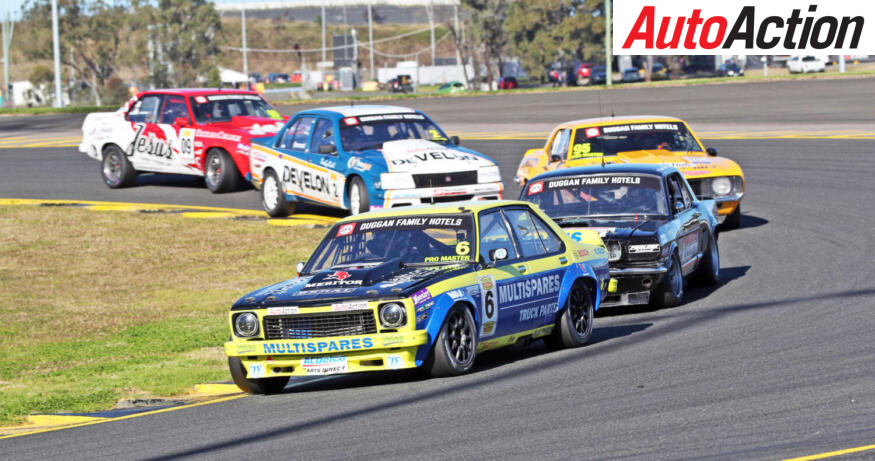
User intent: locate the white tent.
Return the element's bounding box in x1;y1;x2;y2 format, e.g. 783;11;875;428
219;67;249;84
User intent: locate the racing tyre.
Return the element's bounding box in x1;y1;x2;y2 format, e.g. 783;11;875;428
723;204;741;229
693;233;720;286
425;304;477;377
348;176;369;215
651;253;683;308
228;356;289;394
204;149;240;193
545;280;594;350
101;145;137;188
261;169;293;217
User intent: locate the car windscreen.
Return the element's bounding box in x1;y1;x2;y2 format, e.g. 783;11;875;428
570;122;702;158
523;174;667;218
304;214;475;273
190;94;282;123
339;113;450;151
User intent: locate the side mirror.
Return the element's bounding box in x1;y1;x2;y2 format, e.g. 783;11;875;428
174;117;189;127
450;135;460;146
706;147;718;156
296;262;305;275
674;201;685;213
487;248;509;267
550;154;562;163
318;144;337;154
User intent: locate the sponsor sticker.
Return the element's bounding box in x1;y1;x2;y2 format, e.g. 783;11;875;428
248;363;266;379
585;127;601;138
337;223;356;237
328;271;352;281
412;288;432;306
528;181;544;195
332;301;369;312
386;354;404;369
478;275;498;337
382;335;406;346
577;248;589;257
267;306;299;316
447;289;465;300
301;356;348;375
237;344;257;355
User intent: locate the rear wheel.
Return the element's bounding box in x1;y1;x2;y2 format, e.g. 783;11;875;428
261;169;293;217
545;280;594;350
228;357;289;394
204;149;240;193
101;145;137;188
348;176;370;215
723;204;741;229
651;253;684;308
425;304;477;377
693;233;720;286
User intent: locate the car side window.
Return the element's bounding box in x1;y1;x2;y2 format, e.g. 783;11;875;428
158;96;189;124
126;95;162;123
309;118;336;154
478;211;518;264
530;213;564;254
505;209;548;259
549;129;571;159
278;119;300;149
667;175;689;211
291;116;316;151
678;176;694;206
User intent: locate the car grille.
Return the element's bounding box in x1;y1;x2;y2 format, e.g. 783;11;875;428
422;195;473;203
412;171;477;188
263;311;378;340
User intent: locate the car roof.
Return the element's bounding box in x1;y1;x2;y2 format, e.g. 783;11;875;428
303;105;418;118
529;163;678;182
334;200;534;224
554;115;685;130
140;88;261;97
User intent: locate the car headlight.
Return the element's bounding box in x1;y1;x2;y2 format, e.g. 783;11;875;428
711;177;732;196
478;165;501;184
607;241;622;262
379;172;415;190
379;302;407;328
234;312;259;337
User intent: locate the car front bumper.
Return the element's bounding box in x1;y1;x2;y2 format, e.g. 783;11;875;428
380;182;503;208
601;265;668;307
224;330;430;378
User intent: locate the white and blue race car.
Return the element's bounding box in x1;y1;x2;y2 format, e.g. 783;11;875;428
248;105;504;216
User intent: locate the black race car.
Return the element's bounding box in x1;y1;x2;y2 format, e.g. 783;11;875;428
521;163;720;308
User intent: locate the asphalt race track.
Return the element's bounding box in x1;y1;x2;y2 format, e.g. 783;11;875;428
1;81;874;460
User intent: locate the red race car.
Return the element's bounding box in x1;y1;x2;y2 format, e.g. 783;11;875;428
79;89;286;192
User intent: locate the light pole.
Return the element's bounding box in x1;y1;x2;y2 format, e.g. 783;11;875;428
605;0;612;86
2;13;13;107
321;2;327;63
51;0;63;107
241;7;248;83
368;2;374;80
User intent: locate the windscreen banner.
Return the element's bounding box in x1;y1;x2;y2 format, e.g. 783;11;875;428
613;0;874;55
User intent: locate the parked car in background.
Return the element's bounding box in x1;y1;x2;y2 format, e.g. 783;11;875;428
436;81;466;94
388;75;414;93
249;105;503;217
514;115;745;228
718;62;745;77
498;76;519;90
291;71;302;83
248;72;263;83
787;56;827;73
576;63;596;85
590;66;608;85
79;89;286;193
622;67;644;83
266;73;290;84
521;164;720;308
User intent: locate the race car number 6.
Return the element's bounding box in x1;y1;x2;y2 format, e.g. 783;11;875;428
455;241;470;256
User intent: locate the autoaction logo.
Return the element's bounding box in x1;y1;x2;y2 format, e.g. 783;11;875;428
614;1;874;55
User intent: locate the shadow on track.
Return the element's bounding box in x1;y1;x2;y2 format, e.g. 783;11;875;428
144;287;875;460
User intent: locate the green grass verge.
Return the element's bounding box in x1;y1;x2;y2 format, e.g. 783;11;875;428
0;206;325;424
0;105;117;116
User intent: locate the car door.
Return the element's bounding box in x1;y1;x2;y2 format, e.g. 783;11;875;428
155;94;197;173
502;207;567;331
124;94;164;171
474;209;525;341
273;116;345;208
668;173;700;275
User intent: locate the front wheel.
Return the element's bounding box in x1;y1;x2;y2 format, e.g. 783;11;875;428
228;357;289;394
425;304;477;377
347;176;370;215
545;281;594;350
204;149;240;193
261;170;293;217
651;253;684;308
101;145;137;188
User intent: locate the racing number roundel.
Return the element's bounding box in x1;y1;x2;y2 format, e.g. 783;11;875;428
479;275;498;337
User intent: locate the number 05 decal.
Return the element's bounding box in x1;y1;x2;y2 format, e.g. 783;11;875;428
479;275;498;337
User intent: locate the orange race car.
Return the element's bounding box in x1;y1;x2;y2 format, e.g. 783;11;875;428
514;116;745;228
